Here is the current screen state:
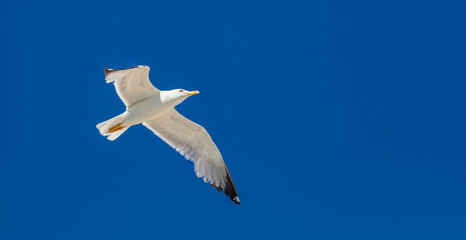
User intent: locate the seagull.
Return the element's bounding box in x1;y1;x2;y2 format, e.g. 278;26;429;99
96;65;240;205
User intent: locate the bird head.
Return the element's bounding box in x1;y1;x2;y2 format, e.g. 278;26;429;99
162;89;200;106
177;89;200;97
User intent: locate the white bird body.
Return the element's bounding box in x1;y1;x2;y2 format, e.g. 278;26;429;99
96;65;240;204
123;91;185;126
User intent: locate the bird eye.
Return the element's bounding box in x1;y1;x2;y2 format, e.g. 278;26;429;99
179;90;183;92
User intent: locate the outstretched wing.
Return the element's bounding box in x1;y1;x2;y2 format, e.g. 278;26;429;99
104;65;159;107
143;109;240;204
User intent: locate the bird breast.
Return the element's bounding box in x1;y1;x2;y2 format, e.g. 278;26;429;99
126;94;173;124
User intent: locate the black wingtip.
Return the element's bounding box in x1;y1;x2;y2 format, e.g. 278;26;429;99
104;68;114;75
104;66;143;76
210;167;240;205
224;172;240;205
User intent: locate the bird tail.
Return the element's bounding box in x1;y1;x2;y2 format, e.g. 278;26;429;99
96;113;129;141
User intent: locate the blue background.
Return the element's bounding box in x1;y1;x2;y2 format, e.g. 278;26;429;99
1;0;465;239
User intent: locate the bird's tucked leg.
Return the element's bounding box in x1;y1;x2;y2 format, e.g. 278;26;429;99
109;122;125;133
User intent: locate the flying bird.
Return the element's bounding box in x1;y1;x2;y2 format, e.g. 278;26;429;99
96;65;240;204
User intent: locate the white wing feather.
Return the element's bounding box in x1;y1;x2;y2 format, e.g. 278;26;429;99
104;65;159;107
143;109;240;204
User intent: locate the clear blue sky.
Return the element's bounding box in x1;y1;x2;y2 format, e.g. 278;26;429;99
0;0;465;239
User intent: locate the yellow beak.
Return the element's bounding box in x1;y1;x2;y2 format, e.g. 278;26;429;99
186;90;200;96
